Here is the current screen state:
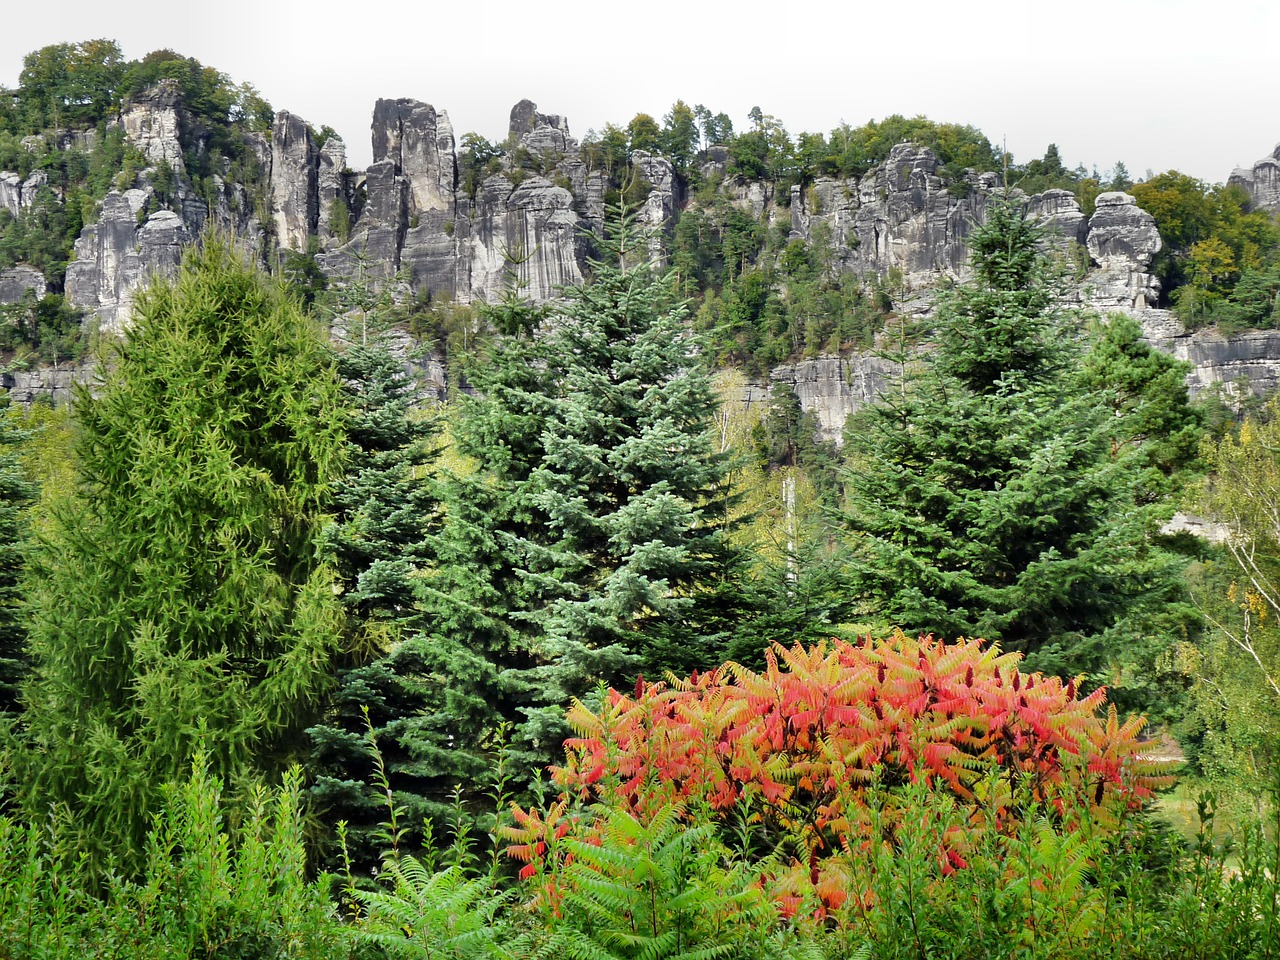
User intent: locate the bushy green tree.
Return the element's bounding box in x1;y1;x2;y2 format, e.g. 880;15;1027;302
816;114;1000;181
1183;401;1280;791
661;100;700;175
14;238;348;874
523;221;735;677
1079;313;1203;503
843;200;1188;691
16;40;124;130
1133;173;1280;326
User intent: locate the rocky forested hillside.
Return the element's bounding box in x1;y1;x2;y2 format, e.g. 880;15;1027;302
7;41;1280;959
2;41;1280;423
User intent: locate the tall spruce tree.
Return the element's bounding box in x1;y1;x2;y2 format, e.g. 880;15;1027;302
15;238;348;873
419;215;735;785
843;199;1185;684
304;336;444;867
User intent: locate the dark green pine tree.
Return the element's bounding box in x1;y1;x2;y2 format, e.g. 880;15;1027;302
1071;313;1204;715
14;238;348;874
844;198;1185;685
0;399;35;719
304;338;445;867
419;215;737;786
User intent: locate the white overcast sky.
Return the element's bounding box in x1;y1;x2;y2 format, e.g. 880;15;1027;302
3;0;1276;185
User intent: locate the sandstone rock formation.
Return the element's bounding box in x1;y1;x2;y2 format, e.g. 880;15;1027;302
324;97;604;304
0;364;92;406
35;89;1280;422
1145;327;1280;401
119;80;187;171
630;150;678;262
1081;192;1163;313
1229;143;1280;213
61;82;263;329
373;99;456;218
0;266;47;304
317;136;350;242
769;355;901;443
270;111;319;252
789;144;998;284
64;192;190;333
0;170;47;218
1028;188;1088;246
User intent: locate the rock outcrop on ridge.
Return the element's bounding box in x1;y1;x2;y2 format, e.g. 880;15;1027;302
5;81;1280;423
1229;143;1280;214
0;266;47;304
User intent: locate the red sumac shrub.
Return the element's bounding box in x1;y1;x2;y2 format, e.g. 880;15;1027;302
508;633;1174;916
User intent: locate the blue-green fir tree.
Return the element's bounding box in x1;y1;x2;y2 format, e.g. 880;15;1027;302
419;214;736;789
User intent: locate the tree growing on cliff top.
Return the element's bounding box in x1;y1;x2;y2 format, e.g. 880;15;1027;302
14;238;348;874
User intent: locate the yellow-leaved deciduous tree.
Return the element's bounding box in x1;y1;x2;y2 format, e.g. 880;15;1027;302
1176;236;1239;322
1183;402;1280;795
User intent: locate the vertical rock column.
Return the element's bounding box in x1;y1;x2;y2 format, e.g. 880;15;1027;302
270;111;319;252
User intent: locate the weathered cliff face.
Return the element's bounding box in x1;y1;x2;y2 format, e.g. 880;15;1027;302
322;97;610;304
631;149;678;261
1028;188;1088;247
64;192;190;333
0;170;47;218
787;150;1164;317
61;84;264;329
119;80;187;171
1078;191;1164;314
372;98;456;218
316;136;349;242
454;173;586;302
270;111;319;252
0;364;93;405
1159;329;1280;400
766;355;901;443
1229;143;1280;213
0;266;47;304
32;87;1280;425
789;144;1001;283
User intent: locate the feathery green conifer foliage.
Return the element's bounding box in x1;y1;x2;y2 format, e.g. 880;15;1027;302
1079;314;1203;503
15;237;347;874
0;400;35;718
526;219;735;671
420;213;735;787
843;199;1186;686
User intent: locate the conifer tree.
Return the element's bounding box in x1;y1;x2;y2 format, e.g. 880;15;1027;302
419;214;735;785
0;399;34;718
15;238;348;873
305;336;444;866
844;199;1184;683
